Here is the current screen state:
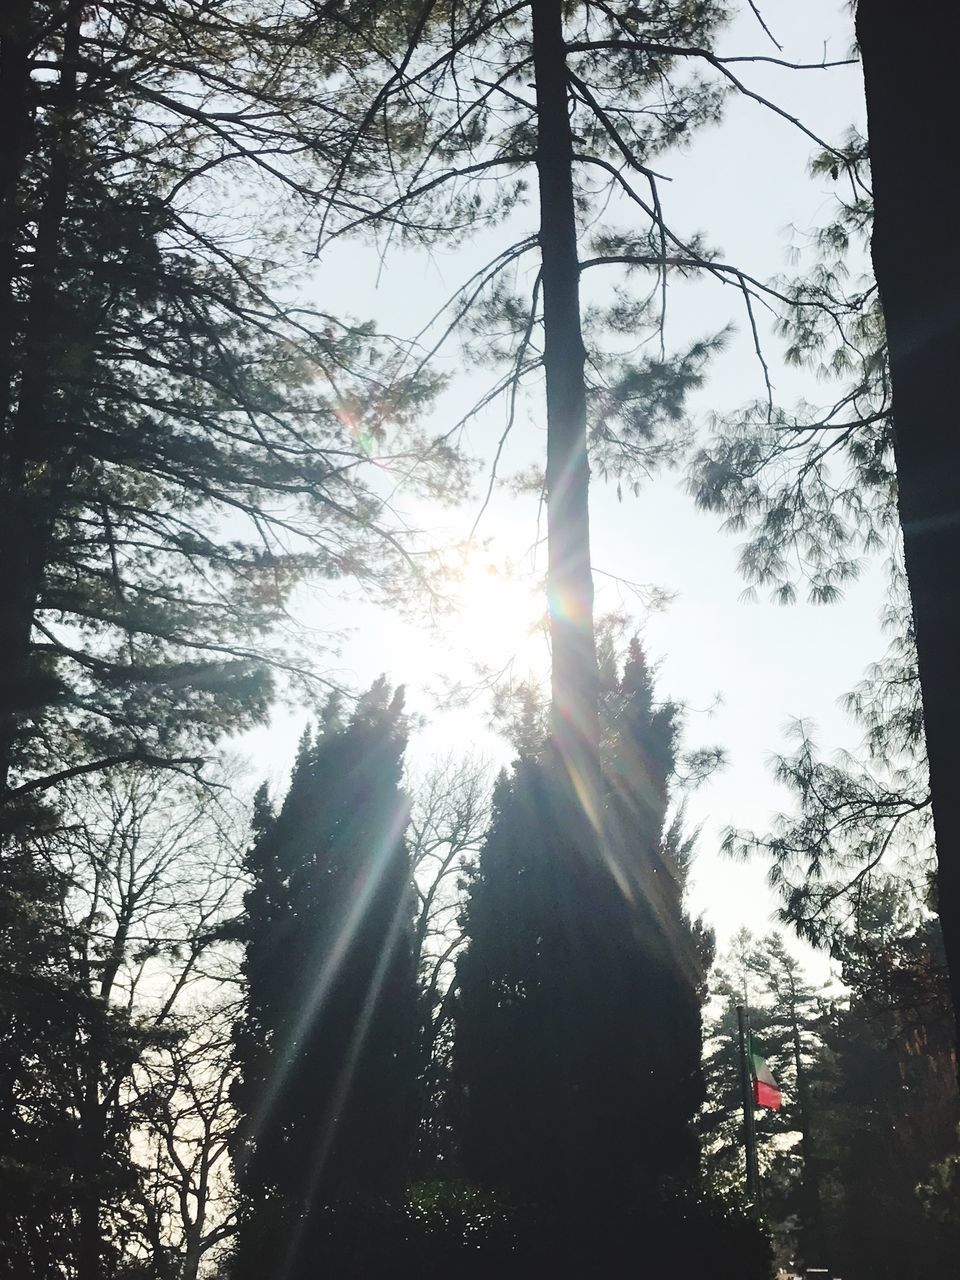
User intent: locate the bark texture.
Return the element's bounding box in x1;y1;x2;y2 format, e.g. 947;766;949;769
0;3;80;800
531;0;601;798
857;0;960;1040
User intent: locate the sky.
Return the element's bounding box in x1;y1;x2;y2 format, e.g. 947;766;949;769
236;1;880;960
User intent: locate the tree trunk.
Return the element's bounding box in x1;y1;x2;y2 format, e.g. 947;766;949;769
0;0;36;799
181;1126;211;1280
856;0;960;1047
76;1169;102;1280
790;1003;825;1267
531;0;601;801
0;0;34;428
0;3;79;800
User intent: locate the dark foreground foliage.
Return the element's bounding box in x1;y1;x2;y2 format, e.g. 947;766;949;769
234;1185;772;1280
232;683;421;1279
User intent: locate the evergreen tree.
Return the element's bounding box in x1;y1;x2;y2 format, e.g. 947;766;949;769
318;0;751;803
701;932;795;1196
702;890;960;1280
0;1;453;821
811;884;959;1280
0;841;114;1278
320;3;849;807
232;681;420;1280
453;641;705;1220
701;929;828;1270
688;0;960;1047
0;7;447;1264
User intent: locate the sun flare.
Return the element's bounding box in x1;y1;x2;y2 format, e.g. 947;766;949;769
437;543;548;678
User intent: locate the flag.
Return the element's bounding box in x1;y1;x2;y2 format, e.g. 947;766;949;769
749;1034;781;1110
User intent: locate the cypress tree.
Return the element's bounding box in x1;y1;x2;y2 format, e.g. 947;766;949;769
232;680;420;1279
453;640;705;1217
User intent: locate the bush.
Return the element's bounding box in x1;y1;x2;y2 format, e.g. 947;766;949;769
247;1183;772;1279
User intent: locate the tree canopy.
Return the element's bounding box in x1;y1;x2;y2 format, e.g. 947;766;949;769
0;0;458;823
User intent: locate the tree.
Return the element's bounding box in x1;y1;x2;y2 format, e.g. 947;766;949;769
453;640;706;1218
0;11;453;1262
689;124;887;611
322;0;818;779
854;0;960;1042
0;763;249;1279
688;0;960;1042
702;932;795;1190
0;0;455;822
408;753;492;1024
529;0;601;773
231;681;421;1280
133;1008;240;1280
406;753;492;1172
0;834;110;1277
811;885;959;1280
721;565;933;963
701;929;828;1270
704;889;960;1280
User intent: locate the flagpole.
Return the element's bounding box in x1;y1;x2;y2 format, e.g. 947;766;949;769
736;1003;759;1201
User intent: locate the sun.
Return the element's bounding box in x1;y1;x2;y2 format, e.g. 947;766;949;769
436;542;548;679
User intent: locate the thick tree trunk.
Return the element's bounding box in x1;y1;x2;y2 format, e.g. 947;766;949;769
531;0;601;800
0;4;79;801
0;0;36;801
857;0;960;1044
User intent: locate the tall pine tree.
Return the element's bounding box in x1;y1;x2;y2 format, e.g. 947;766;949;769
232;681;420;1279
0;0;452;820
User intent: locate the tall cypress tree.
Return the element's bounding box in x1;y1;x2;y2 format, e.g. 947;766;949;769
232;681;420;1279
453;640;705;1217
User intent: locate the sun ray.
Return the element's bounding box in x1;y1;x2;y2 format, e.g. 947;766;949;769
241;793;412;1159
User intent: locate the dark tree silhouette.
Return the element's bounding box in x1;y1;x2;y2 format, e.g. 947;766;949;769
317;0;746;792
531;0;600;774
856;0;960;1046
702;929;828;1269
0;842;118;1279
454;641;705;1216
0;1;453;824
0;9;450;1262
814;884;958;1280
0;764;247;1280
231;682;420;1280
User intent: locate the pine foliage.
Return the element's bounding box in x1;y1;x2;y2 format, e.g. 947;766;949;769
0;1;455;817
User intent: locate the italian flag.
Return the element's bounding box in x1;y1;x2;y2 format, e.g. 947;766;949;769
749;1035;782;1110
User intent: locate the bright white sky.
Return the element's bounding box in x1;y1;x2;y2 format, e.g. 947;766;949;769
237;1;878;959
